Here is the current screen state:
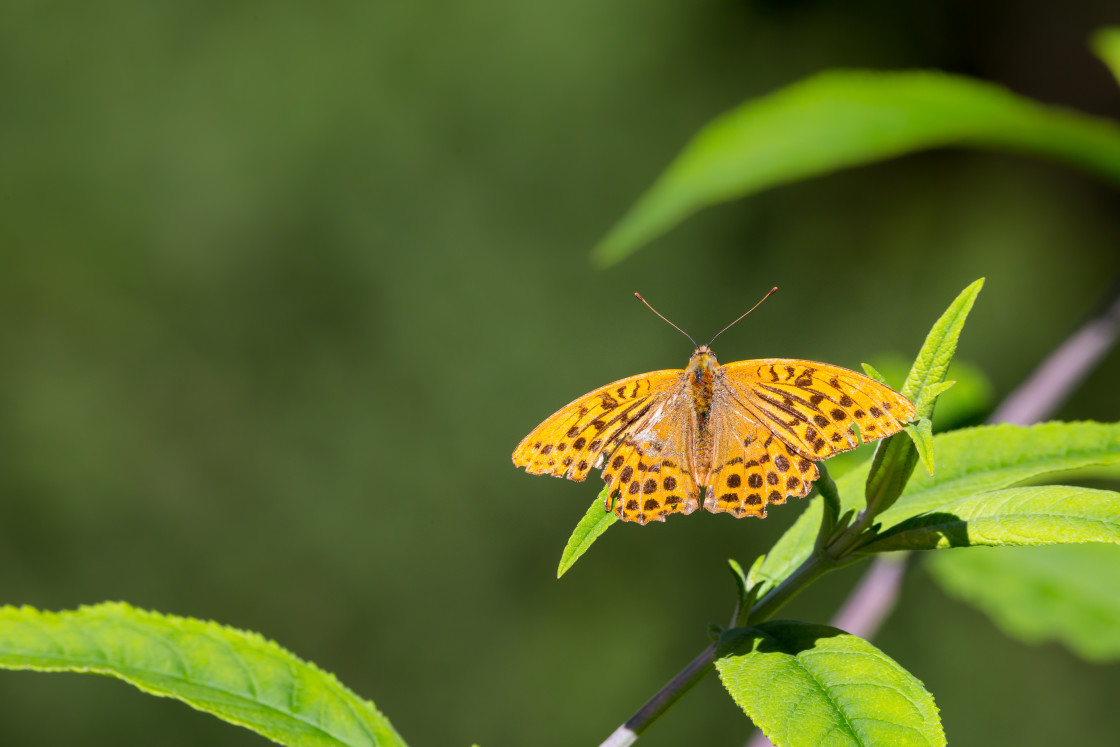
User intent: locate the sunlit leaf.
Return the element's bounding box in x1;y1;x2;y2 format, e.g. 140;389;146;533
592;72;1120;266
860;362;889;385
864;279;983;518
900;279;984;412
758;421;1120;592
0;603;407;747
716;621;944;747
859;486;1120;552
913;382;956;421
557;487;616;578
905;418;935;476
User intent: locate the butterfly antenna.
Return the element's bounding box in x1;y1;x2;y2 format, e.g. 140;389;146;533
634;293;698;348
706;286;779;347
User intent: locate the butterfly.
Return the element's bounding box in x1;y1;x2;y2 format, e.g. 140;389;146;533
512;290;916;524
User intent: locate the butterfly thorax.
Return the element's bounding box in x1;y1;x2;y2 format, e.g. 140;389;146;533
686;346;719;485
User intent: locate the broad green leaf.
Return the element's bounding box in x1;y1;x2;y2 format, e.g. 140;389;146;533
874;423;1120;525
0;603;406;747
592;71;1120;266
864;279;983;518
1092;27;1120;85
557;487;616;578
758;421;1120;592
859;486;1120;552
716;621;944;747
928;544;1120;661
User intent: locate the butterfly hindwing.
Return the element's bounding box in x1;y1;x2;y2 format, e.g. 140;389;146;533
705;401;819;518
602;390;701;524
721;359;915;460
513;369;683;483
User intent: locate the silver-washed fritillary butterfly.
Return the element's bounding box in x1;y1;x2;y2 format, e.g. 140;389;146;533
513;290;915;524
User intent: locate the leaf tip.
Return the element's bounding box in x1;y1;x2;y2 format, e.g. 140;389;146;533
588;241;622;269
861;362;890;386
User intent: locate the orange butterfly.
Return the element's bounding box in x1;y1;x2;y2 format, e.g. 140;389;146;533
513;290;916;524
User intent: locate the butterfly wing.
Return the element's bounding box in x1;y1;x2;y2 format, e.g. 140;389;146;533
602;387;703;524
705;397;819;519
704;359;915;517
513;369;683;482
723;359;915;457
513;369;702;525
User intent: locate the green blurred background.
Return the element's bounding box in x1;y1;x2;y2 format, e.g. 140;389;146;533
2;1;1119;744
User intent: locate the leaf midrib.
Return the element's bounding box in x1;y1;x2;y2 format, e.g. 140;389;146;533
0;647;379;747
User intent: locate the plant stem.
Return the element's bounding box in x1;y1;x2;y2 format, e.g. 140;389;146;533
599;550;834;746
748;552;832;623
990;282;1120;425
600;644;716;747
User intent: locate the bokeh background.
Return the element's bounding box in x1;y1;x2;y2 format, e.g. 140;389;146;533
2;1;1120;745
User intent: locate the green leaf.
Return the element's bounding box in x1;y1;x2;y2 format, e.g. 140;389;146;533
727;559;760;628
728;559;749;605
874;422;1120;525
859;486;1120;552
0;603;407;747
557;487;617;578
716;621;944;747
863;437;921;521
1092;27;1120;86
757;421;1120;592
913;381;956;420
928;544;1120;661
591;71;1120;266
860;362;890;386
744;553;767;589
863;279;983;518
900;279;983;411
904;418;935;476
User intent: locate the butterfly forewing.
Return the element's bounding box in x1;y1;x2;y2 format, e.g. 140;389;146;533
513;369;683;483
721;359;915;460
